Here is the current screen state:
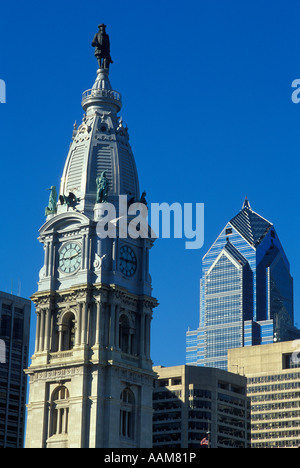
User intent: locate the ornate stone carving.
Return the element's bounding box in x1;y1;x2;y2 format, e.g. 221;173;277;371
93;253;110;271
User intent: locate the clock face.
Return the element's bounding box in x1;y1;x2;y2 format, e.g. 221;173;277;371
59;242;82;274
120;245;137;277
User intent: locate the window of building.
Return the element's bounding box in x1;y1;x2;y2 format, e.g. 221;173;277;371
283;353;300;370
120;388;135;439
13;317;24;341
61;313;76;351
0;314;11;337
49;386;70;437
171;378;182;386
119;315;134;354
159;379;169;387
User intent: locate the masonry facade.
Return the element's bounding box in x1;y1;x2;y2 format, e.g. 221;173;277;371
228;341;300;448
153;365;250;448
25;25;157;449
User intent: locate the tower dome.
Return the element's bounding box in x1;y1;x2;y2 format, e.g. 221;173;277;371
58;51;140;218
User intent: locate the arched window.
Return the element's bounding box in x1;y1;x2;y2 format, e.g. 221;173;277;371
50;386;70;437
61;312;76;351
119;315;134;354
120;388;135;439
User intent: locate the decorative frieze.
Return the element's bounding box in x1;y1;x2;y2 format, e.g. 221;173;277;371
31;365;83;383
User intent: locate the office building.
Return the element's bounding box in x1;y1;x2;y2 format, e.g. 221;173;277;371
153;365;250;448
228;341;300;448
0;291;31;448
187;198;299;370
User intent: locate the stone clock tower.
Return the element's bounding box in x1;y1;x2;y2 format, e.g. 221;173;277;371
25;25;157;449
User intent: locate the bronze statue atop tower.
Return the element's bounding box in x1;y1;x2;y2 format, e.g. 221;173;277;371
92;24;113;70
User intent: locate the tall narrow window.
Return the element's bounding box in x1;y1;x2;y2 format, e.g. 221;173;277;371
62;313;76;351
120;388;135;439
50;386;70;437
119;315;133;354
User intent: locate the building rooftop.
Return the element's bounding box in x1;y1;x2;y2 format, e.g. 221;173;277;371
229;197;272;247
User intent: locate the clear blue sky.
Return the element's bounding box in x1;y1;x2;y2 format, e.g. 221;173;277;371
1;0;300;367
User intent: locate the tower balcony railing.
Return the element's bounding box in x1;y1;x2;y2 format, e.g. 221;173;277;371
82;88;122;104
121;352;139;365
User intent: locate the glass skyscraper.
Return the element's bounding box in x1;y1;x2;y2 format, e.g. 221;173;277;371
186;198;300;370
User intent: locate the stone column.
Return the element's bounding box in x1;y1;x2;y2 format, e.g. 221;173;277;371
58;324;63;351
115;304;120;349
95;295;105;346
140;311;145;357
145;314;151;358
44;242;50;277
35;311;41;353
45;308;52;351
39;309;45;352
82;302;88;345
76;303;82;346
109;300;115;348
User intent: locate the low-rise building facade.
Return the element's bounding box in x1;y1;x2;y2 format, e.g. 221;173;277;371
228;340;300;448
153;365;250;448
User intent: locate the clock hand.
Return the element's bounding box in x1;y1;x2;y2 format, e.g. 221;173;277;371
66;252;80;260
121;257;136;265
71;252;80;259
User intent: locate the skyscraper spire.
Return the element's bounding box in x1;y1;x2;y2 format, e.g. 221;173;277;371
242;196;251;210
